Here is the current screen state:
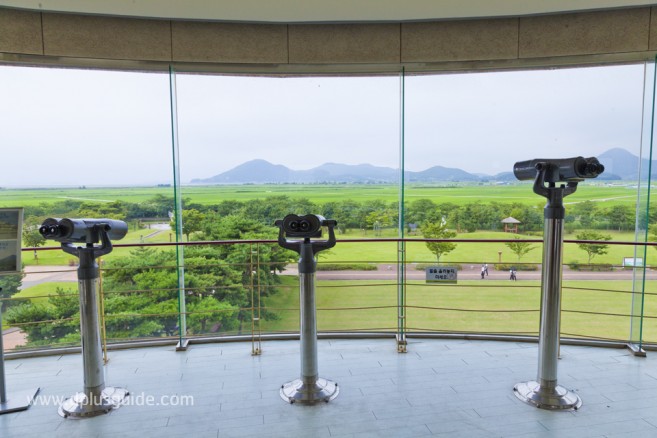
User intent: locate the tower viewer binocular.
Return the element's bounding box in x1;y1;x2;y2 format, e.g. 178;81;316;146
39;218;128;244
513;157;604;183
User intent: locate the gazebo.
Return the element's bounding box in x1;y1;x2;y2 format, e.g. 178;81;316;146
501;217;521;233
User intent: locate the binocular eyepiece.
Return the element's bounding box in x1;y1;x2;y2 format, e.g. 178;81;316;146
513;156;604;182
275;214;337;239
39;218;128;244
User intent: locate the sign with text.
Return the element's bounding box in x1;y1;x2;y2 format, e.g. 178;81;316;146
623;257;644;267
426;266;457;284
0;208;23;273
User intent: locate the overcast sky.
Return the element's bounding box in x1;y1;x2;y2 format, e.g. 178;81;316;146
0;63;649;187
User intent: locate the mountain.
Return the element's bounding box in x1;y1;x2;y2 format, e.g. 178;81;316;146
407;165;480;182
191;148;647;184
192;160;481;184
191;160;402;184
197;159;293;184
598;147;655;180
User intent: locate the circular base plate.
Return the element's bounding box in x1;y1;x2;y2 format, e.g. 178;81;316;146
58;387;129;418
280;378;339;404
514;381;581;411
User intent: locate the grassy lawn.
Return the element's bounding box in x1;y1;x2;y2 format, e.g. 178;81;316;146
321;229;640;267
13;281;76;305
260;277;655;343
9;275;656;345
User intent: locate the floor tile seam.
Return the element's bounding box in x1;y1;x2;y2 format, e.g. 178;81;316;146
537;415;656;432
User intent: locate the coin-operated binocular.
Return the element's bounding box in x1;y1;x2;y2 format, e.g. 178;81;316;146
39;218;128;244
274;214;339;404
513;157;604;412
39;218;129;418
513;156;604;183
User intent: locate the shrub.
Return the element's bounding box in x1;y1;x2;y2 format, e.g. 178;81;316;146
497;263;539;271
414;263;463;271
316;263;378;271
567;262;613;271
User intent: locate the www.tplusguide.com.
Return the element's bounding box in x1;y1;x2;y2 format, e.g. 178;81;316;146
32;393;194;407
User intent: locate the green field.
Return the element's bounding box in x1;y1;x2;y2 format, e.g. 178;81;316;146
258;277;657;343
0;182;642;208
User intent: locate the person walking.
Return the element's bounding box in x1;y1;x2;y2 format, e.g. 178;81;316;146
484;264;489;276
481;265;486;279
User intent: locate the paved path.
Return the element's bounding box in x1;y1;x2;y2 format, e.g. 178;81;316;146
22;265;77;289
284;264;657;281
1;327;27;350
20;263;657;288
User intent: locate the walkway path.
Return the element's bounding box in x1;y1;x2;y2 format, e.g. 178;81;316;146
21;263;657;286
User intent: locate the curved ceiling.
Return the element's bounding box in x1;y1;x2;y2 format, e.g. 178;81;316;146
1;0;655;23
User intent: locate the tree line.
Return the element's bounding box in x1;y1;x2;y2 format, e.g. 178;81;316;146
21;195;641;242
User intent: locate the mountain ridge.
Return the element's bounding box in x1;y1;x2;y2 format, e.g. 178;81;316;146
191;148;649;184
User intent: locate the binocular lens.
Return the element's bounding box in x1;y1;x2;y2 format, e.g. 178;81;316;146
287;219;312;232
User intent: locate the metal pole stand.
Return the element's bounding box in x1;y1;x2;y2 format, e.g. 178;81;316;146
276;216;339;404
0;287;40;414
58;229;128;418
514;166;582;411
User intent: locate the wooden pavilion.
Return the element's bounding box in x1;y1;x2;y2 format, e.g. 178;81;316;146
501;217;521;233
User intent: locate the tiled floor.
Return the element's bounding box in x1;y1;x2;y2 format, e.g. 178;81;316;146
1;338;656;437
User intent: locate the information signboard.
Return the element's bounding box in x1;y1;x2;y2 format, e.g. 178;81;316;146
0;208;22;274
426;266;457;284
623;257;644;267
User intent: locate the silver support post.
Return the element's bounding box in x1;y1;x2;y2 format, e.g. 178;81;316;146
514;177;582;411
299;273;318;384
280;240;338;404
58;243;128;418
0;307;5;406
0;292;40;414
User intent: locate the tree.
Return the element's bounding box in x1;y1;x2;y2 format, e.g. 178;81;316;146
505;236;536;261
0;272;24;311
406;199;439;225
77;200;128;220
576;231;612;264
606;205;633;231
23;220;46;259
172;209;205;241
365;209;395;236
5;287;79;346
571;200;598;229
421;221;457;263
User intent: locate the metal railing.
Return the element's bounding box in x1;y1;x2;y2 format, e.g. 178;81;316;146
1;237;655;357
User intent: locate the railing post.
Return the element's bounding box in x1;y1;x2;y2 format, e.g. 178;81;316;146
396;239;407;353
98;257;109;364
251;243;262;356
